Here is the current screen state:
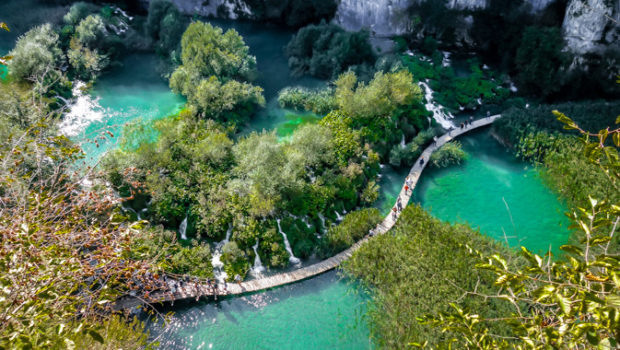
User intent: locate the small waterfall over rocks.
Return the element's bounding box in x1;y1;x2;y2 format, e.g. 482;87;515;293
250;240;265;277
179;214;188;240
276;219;301;265
334;211;344;222
211;225;232;283
418;81;455;129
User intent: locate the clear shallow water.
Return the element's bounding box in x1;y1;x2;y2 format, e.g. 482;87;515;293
147;271;372;350
69;19;324;163
413;128;571;255
206;19;325;136
67;54;185;164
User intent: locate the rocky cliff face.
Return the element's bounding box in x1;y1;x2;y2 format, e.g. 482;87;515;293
140;0;252;19
562;0;619;54
333;0;559;37
142;0;618;55
333;0;618;54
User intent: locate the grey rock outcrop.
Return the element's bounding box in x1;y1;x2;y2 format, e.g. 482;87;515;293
562;0;619;54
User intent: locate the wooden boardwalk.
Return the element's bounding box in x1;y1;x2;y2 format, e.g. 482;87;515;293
115;115;501;310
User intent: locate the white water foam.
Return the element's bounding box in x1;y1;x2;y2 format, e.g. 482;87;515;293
418;81;455;129
250;240;265;277
276;219;301;265
59;81;105;137
211;225;232;283
179;214;188;240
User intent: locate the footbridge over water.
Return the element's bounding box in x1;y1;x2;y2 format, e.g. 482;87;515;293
115;115;502;310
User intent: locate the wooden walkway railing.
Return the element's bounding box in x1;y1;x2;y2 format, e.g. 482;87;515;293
115;115;501;310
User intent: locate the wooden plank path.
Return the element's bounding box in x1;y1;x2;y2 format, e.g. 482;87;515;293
115;115;501;310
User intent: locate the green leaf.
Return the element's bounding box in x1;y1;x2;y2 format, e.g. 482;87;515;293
88;330;104;344
559;244;583;256
556;293;571;314
605;295;620;309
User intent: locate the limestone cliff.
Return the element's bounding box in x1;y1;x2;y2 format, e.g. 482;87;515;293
141;0;619;54
562;0;619;54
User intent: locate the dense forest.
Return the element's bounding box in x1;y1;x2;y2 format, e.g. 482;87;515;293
0;0;618;348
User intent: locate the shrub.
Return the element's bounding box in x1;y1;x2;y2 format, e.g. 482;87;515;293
8;24;63;82
430;141;467;168
221;241;250;281
286;22;375;79
321;208;382;256
277;86;337;115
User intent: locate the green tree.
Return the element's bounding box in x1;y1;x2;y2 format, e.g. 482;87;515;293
75;14;106;47
169;21;264;121
515;26;567;98
8;24;63;83
430;141;467;168
335;70;422;121
286;22;375;79
146;0;185;55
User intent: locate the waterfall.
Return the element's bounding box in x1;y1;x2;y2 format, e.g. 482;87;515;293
59;81;105;137
418;81;455;129
250;240;265;277
400;134;406;148
211;225;232;283
442;51;451;67
318;213;326;230
179;214;188;240
334;211;344;222
276;219;301;265
302;216;312;229
122;206;141;220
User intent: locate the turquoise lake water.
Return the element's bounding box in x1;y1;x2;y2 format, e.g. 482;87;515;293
413;128;571;255
147;271;373;350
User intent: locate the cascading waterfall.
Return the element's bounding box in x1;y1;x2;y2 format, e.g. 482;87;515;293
59;81;105;137
276;219;301;265
334;211;343;222
400;134;406;148
318;213;327;231
250;240;265;277
418;81;456;129
179;214;188;240
211;225;232;283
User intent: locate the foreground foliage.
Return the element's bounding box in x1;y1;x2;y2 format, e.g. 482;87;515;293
0;76;153;350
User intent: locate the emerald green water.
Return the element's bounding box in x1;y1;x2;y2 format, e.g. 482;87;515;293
62;54;185;164
148;271;372;349
413;128;571;255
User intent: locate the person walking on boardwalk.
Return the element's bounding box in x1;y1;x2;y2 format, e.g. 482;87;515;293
405;177;413;194
392;207;397;220
235;274;242;285
419;157;424;166
397;197;402;212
